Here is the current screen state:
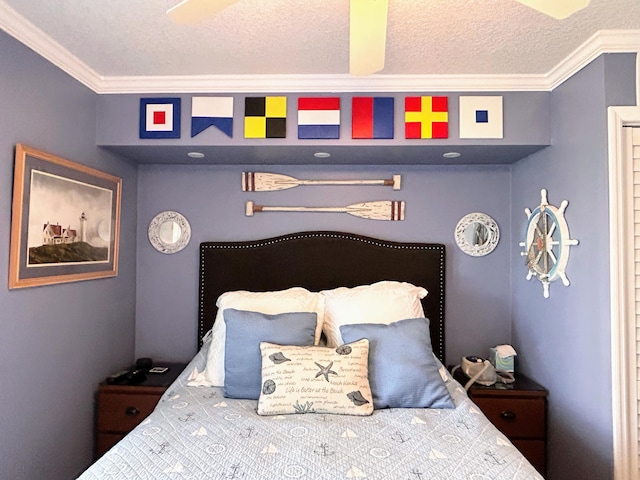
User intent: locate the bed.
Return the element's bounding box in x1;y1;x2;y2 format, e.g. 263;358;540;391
79;231;543;479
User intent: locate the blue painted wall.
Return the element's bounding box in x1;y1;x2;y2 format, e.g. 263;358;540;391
511;53;637;480
135;163;512;363
1;22;637;480
0;32;138;479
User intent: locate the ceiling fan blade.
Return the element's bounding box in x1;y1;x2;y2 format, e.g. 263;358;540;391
167;0;239;25
350;0;388;76
515;0;590;19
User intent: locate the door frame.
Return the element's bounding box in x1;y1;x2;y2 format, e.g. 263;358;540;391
608;105;640;480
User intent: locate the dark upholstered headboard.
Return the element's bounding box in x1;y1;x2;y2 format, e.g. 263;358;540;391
199;231;446;362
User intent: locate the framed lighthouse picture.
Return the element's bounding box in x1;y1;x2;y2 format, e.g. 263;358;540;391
9;144;121;289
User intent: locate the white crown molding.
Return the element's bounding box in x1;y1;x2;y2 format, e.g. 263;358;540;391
547;30;640;90
96;72;551;94
0;0;103;91
0;0;638;94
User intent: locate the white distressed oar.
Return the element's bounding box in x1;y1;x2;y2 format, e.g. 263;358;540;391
245;200;405;221
242;172;401;192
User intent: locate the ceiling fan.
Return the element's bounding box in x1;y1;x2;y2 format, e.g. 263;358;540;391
167;0;591;76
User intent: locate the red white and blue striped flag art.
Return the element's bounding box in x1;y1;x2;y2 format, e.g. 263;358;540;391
297;97;340;139
459;96;503;139
191;96;233;138
352;97;394;139
139;98;181;139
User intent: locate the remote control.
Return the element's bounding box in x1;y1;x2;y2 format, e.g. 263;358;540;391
125;369;147;384
106;369;131;384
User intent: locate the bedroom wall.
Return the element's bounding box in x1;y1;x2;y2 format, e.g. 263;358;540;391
1;20;633;479
511;53;637;480
133;52;638;480
0;32;139;479
135;163;512;366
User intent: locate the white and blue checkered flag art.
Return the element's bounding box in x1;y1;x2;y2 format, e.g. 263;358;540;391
459;96;503;139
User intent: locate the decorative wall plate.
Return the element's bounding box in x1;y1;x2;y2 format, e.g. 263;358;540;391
454;212;500;256
148;211;191;254
519;189;579;298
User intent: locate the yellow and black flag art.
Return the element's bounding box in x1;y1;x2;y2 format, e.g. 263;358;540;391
244;96;287;138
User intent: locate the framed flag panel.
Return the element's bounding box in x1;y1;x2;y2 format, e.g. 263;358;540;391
459;96;503;139
352;97;394;139
191;96;233;138
244;96;287;138
139;98;181;139
405;96;448;139
298;97;340;139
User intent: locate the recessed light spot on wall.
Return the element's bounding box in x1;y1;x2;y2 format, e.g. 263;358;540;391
314;152;331;158
187;151;205;158
443;151;461;158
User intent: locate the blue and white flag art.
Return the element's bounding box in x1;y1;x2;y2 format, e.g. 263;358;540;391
140;98;181;139
459;96;503;139
191;96;233;138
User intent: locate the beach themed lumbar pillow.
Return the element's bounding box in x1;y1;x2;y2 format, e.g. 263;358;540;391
257;339;373;416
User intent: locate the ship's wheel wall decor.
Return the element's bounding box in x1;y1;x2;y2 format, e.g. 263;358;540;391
519;189;579;298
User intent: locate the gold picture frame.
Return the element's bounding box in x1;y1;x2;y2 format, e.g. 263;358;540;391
9;144;122;289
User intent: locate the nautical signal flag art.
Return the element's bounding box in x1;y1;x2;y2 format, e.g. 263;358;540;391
191;96;233;138
139;98;181;139
405;96;448;139
298;97;340;139
352;97;394;139
244;96;287;138
459;96;503;139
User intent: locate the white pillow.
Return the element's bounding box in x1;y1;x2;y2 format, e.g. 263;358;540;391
320;281;427;347
203;287;324;386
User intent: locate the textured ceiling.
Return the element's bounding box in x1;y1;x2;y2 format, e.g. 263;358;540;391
2;0;639;78
1;0;638;165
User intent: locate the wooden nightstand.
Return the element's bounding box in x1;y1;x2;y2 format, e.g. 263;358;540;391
95;362;186;458
455;371;548;476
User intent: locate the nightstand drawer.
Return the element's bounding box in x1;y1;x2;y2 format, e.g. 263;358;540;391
472;397;545;438
97;391;161;433
95;362;187;460
511;439;545;474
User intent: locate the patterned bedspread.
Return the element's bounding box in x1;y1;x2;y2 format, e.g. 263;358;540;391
79;345;543;479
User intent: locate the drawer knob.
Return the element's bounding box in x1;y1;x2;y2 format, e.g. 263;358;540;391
125;406;140;416
500;410;516;420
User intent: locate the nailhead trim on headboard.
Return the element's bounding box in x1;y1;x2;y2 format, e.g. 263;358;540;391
198;231;446;362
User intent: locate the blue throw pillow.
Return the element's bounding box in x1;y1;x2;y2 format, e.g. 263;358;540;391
223;308;317;399
340;317;454;409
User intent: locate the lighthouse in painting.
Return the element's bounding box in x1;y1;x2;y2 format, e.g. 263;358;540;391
79;211;87;243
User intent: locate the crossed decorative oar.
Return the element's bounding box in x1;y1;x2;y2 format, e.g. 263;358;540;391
242;172;401;192
245;200;405;221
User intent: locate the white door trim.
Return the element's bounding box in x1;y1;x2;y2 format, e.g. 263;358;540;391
608;106;640;480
